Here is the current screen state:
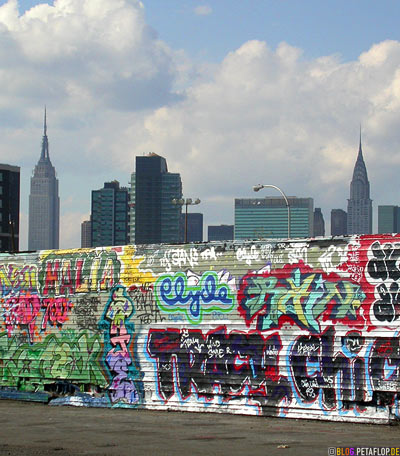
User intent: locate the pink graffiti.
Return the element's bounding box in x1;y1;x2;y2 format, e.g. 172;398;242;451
3;294;73;343
4;293;41;343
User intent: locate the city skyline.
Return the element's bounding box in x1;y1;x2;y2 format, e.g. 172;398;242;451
1;1;400;248
11;128;399;249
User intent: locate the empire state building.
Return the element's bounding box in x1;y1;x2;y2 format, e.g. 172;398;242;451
28;109;60;250
347;131;372;235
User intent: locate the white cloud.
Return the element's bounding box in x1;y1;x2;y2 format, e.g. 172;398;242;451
194;5;212;16
0;0;180;114
1;1;400;249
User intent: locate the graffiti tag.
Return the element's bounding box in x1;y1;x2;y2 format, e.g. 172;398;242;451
155;271;235;324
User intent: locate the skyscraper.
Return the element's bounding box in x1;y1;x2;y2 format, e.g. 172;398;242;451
130;154;182;244
378;205;400;234
91;181;129;247
0;164;20;252
331;209;347;236
180;213;203;243
81;219;92;248
313;208;325;237
208;225;234;241
347;132;372;235
234;197;314;240
28;109;59;250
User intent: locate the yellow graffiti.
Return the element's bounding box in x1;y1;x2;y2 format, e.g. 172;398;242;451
0;264;38;293
120;246;155;287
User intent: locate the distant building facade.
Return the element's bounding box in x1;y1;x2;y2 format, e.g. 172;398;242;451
0;164;20;252
91;181;129;247
81;219;92;248
331;209;347;236
234;197;314;240
28;109;60;250
208;225;234;241
347;133;372;235
130;154;182;244
378;205;400;234
180;212;203;243
313;208;325;237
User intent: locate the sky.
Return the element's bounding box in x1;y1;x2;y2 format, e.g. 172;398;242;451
1;0;400;249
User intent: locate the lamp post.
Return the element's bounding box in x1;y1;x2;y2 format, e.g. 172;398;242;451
253;184;291;239
172;197;201;243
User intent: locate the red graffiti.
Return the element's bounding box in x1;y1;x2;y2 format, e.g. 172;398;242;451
41;297;73;331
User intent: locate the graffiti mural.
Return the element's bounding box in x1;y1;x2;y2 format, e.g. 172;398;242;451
38;249;120;296
0;236;400;423
0;264;37;295
366;241;400;324
2;293;73;343
238;264;365;333
154;271;236;324
128;284;165;325
0;330;106;391
147;326;291;415
99;285;142;406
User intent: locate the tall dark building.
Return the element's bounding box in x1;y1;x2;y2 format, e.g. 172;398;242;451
347;132;372;235
81;219;92;248
313;208;325;237
0;164;20;252
378;205;400;234
331;209;347;236
28;109;60;250
91;181;129;247
208;225;234;241
180;213;203;243
130;154;182;244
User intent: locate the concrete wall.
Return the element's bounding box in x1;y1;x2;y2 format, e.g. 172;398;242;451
0;234;399;423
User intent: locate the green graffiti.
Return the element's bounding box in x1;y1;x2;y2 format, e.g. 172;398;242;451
239;267;365;333
0;330;107;392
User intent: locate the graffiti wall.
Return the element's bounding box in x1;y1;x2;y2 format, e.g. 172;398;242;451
1;236;400;423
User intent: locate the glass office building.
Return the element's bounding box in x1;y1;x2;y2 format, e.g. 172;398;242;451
180;213;203;243
208;225;234;241
378;205;400;234
0;164;20;252
234;197;314;240
91;181;129;247
130;154;182;245
331;209;347;236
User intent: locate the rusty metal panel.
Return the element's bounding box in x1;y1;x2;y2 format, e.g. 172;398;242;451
0;235;399;423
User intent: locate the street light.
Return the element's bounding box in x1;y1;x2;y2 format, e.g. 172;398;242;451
253;184;291;239
172;197;201;243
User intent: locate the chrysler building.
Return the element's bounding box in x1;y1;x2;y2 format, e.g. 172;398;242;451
347;131;372;235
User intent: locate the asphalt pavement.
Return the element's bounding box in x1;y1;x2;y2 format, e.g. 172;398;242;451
0;400;399;456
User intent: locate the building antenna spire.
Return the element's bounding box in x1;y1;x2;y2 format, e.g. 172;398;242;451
40;106;49;161
44;105;47;137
